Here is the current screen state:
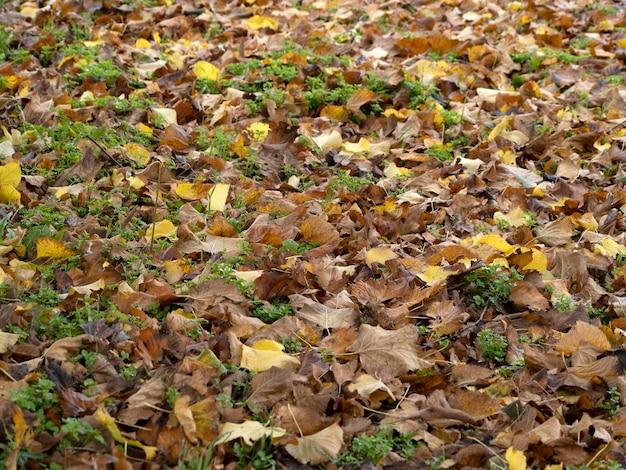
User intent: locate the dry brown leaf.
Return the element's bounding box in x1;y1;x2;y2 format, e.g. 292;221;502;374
285;423;344;465
535;217;574;246
555;320;611;355
347;324;433;377
300;216;340;244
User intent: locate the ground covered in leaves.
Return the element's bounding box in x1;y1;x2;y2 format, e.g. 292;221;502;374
2;0;626;468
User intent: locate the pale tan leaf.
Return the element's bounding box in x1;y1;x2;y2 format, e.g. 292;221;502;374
285;423;344;465
215;420;287;446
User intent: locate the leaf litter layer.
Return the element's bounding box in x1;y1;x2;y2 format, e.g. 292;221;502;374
1;0;626;468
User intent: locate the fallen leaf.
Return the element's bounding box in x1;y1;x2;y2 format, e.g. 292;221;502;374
35;238;77;260
240;339;300;372
94;407;157;460
0;160;21;204
146;220;177;240
215;420;287;445
505;447;527;470
285;423;344;464
347;324;433;377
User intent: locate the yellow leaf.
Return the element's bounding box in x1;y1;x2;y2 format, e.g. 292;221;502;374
285;423;344;464
208;183;230;212
36;238;77;260
20;5;39;18
366;246;398;267
174;181;210;200
146;220;177;240
505;447;527;470
418;265;458;286
135;38;152;49
522;248;547;272
240;339;300;372
475;234;517;255
320;105;349;121
343;138;371;154
246;122;270;142
123;142;151;166
193;61;221;81
493;207;528;227
94;407;157;460
244;15;279;31
488;116;511;140
215;420;287;445
135;122;153;135
594;238;626;258
0;161;21;204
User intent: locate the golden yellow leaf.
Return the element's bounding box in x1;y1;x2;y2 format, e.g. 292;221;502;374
193;60;221;81
320;105;349;121
488;116;511;141
365;246;398;267
146;220;177;240
20;5;39;18
94;407;157;460
505;447;526;470
135;38;152;49
123;142;151;166
36;238;77;260
594;238;626;258
174;181;210;200
240;339;300;372
208;183;230;212
419;265;458;285
0;161;21;204
522;248;547;272
135;122;153;135
215;420;287;445
244;15;279;31
164;260;185;284
246;122;270;142
343;138;371;154
475;234;517;255
285;423;344;465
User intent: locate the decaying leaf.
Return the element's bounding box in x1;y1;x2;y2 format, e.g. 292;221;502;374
347;325;433;377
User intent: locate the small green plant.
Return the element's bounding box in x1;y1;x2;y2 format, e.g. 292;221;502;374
334;427;421;469
463;264;521;310
277;335;303;354
59;417;106;449
476;330;508;364
233;436;276;470
602;387;622;416
251;299;292;324
11;376;59;433
553;294;574;312
177;443;214;470
426;144;454;162
498;359;525;378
